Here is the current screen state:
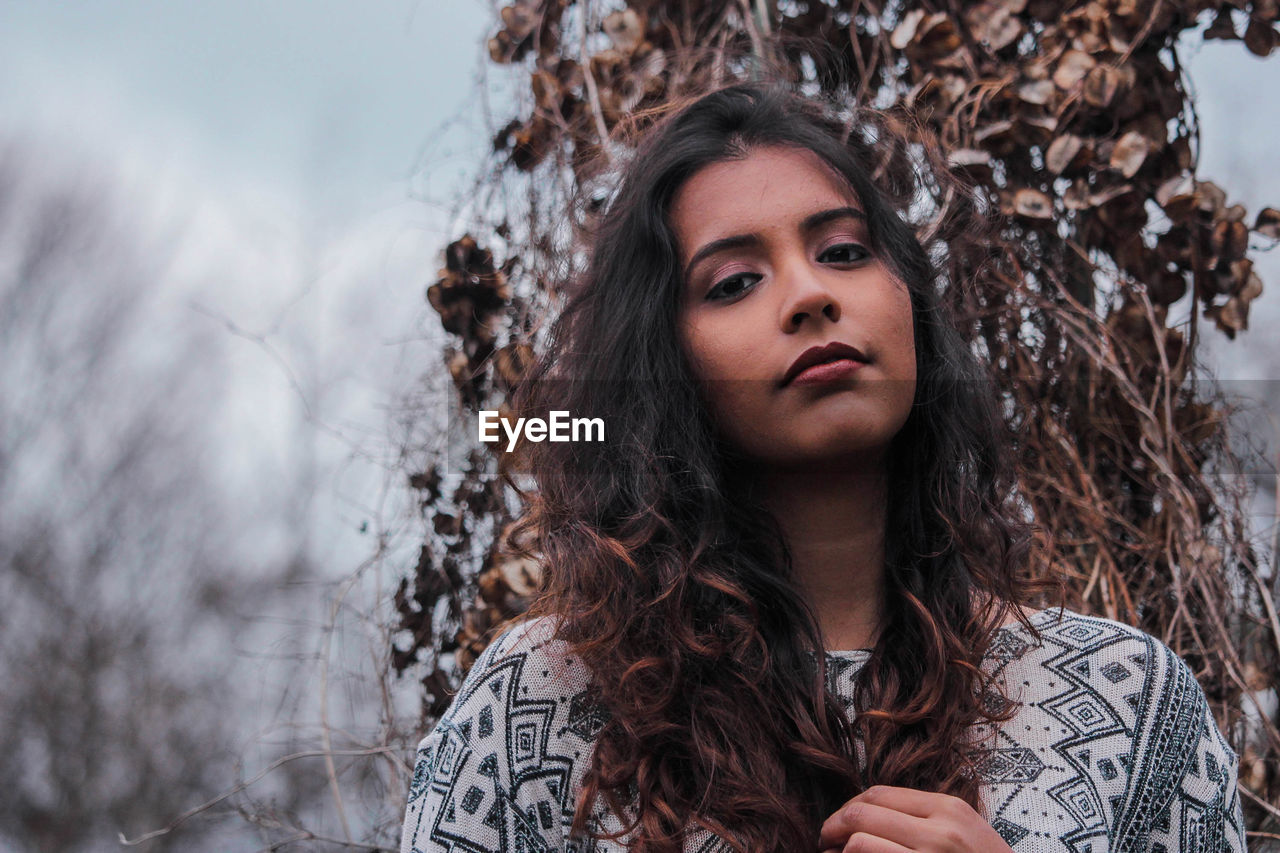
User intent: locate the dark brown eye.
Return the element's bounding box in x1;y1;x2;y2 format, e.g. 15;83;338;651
819;243;869;264
707;272;762;301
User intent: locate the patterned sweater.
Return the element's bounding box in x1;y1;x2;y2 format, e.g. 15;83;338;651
400;607;1246;852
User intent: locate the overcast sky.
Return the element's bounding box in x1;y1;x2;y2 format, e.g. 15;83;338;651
0;0;491;218
0;2;1277;566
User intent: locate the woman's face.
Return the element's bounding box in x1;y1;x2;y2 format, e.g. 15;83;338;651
673;144;917;471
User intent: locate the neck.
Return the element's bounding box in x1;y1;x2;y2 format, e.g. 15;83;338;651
748;454;890;653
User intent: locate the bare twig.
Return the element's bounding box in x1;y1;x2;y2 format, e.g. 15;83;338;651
578;4;613;160
118;748;399;846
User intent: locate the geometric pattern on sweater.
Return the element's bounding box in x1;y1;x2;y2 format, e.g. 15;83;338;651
401;607;1245;852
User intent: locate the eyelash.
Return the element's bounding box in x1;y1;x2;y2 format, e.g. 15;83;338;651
705;242;870;301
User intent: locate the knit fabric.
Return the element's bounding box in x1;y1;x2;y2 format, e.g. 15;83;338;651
400;607;1245;852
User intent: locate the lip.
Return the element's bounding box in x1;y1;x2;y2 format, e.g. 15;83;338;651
781;341;870;387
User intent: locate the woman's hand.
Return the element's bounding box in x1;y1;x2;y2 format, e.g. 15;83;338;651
818;785;1017;852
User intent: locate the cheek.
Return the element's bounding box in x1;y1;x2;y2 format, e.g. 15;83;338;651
681;313;724;376
888;287;918;376
678;315;762;427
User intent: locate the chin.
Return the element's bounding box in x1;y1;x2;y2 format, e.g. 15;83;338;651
717;403;909;470
738;434;895;473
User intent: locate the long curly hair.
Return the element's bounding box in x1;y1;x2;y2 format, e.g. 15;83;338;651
505;80;1060;852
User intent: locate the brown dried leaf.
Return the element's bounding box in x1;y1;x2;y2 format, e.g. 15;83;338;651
1211;219;1250;261
1046;133;1084;174
1170;136;1193;171
1074;29;1107;54
1023;56;1051;80
1113;0;1139;19
933;52;974;81
447;350;471;385
1162;188;1198;220
1207;260;1237;296
488;32;515;64
1112;232;1150;279
1243;754;1270;791
408;470;442;505
494;342;533;388
1130;111;1169;148
891;9;926;50
1148;269;1188;306
910;75;970;110
1064;179;1091;210
476;564;505;603
1215;295;1249;334
1096;192;1142;229
501;2;537;37
975;119;1017;153
531;69;561;111
1020;114;1058;143
1255;207;1280;239
905;75;941;109
603;8;645;54
948;147;995;179
967;3;1024;50
1109;130;1150;178
1017;79;1057;105
1156;227;1192;266
1204;8;1237;40
1228;259;1256;296
433;512;462;538
1196;180;1227;215
1089;183;1135;207
914;13;964;59
1174;401;1220;446
942;75;969;104
1012;187;1055;219
555;58;584;91
1155;174;1198;223
1244;18;1278;56
1239;267;1264;307
1053;50;1097;89
492;553;540;596
1082;64;1123;108
620;48;667;112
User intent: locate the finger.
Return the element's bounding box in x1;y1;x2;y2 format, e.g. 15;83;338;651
850;784;964;819
839;833;912;853
818;800;932;849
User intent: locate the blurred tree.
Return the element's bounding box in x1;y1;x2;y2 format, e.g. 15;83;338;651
0;135;321;852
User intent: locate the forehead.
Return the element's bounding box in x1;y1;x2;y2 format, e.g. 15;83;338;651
669;145;860;255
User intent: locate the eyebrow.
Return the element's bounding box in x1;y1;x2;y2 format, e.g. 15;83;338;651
682;206;867;283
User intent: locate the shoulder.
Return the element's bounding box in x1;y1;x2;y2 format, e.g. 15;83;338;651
464;615;593;700
401;616;606;853
985;607;1244;851
995;606;1224;748
993;605;1199;682
411;614;599;765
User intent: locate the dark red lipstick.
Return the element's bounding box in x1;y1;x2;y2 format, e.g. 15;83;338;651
781;341;869;387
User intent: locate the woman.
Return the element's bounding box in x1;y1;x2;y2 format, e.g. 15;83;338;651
400;82;1245;852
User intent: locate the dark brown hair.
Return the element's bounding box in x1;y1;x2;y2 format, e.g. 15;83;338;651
506;79;1058;852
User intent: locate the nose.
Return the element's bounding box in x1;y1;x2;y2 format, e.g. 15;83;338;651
778;258;841;332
